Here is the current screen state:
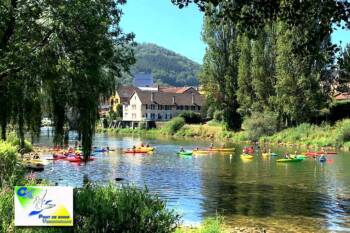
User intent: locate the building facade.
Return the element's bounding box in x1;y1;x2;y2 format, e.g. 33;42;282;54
123;90;203;122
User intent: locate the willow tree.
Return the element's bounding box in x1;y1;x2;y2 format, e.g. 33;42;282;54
0;0;135;157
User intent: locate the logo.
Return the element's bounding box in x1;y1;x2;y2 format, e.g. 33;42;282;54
15;186;73;226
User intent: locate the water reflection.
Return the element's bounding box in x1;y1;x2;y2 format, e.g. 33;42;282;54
34;129;350;231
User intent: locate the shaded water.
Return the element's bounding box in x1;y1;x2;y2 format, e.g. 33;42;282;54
35;129;350;232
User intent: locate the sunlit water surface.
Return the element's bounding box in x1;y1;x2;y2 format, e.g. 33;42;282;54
34;128;350;232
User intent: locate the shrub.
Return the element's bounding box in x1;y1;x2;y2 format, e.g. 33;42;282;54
213;110;223;122
162;117;185;135
74;184;180;233
0;141;23;186
242;111;278;141
6;132;32;152
178;111;202;124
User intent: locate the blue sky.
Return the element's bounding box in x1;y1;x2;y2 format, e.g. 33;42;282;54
121;0;350;64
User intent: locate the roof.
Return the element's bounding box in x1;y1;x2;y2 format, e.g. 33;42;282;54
335;92;350;101
133;90;203;106
117;86;138;103
133;73;154;87
159;87;198;94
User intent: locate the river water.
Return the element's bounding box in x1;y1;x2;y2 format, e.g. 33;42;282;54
34;128;350;232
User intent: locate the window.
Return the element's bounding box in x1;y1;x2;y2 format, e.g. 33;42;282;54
198;106;201;111
158;114;161;120
145;104;148;110
191;106;196;110
185;106;189;110
151;113;155;119
132;104;136;110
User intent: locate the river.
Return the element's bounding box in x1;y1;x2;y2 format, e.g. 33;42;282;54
33;128;350;232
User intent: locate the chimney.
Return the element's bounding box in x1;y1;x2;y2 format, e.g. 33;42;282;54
151;92;154;102
172;96;176;104
192;93;195;105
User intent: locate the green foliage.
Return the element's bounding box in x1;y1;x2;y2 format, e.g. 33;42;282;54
6;132;32;153
74;184;180;233
0;141;23;186
242;112;278;141
213;110;223;122
116;104;123;118
175;217;223;233
121;43;201;87
178;111;202;124
0;0;135;155
162;117;185;135
260;119;350;147
200;15;242;130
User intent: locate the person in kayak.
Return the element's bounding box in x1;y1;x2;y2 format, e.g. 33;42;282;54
284;153;290;159
32;153;40;159
209;143;214;149
180;147;185;152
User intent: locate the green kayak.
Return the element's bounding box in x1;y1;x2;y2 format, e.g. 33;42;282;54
277;157;304;162
177;151;193;156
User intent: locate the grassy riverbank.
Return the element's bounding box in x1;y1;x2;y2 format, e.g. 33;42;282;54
98;118;350;149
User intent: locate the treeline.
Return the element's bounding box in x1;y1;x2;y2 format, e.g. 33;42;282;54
200;2;350;133
121;43;201;87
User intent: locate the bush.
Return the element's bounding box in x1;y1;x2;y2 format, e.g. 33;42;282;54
0;141;23;186
178;111;202;124
242;111;278;141
213;110;223;122
75;184;180;233
162;117;185;135
1;184;180;233
6;132;32;152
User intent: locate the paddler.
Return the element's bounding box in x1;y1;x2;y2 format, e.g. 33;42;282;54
209;143;214;149
180;147;185;152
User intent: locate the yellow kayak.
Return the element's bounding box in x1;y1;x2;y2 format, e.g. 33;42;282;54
241;154;253;159
23;158;48;165
136;147;154;152
192;150;210;155
209;148;235;152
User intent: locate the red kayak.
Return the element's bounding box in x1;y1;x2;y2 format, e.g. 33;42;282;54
66;156;95;162
304;151;337;156
53;153;67;160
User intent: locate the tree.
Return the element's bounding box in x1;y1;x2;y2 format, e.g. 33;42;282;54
200;13;242;130
0;0;135;158
172;0;349;56
236;34;254;116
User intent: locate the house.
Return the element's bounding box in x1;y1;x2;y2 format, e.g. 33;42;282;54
123;89;203;122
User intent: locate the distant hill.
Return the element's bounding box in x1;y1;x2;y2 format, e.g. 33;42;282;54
120;43;201;87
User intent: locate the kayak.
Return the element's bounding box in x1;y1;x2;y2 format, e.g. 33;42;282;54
192;150;210;155
123;149;151;154
177;151;193;156
66;156;95;162
276;158;304;162
53;153;67;160
241;154;253;159
262;152;278;156
208;148;235;152
304;151;336;156
93;148;108;153
137;147;155;152
288;154;306;159
23;163;44;171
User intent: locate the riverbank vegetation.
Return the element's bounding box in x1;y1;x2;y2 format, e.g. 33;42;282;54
0;140;181;233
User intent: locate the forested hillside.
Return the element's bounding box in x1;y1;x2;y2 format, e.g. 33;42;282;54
120;43;201;86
